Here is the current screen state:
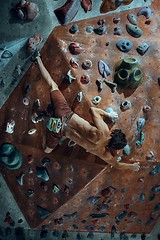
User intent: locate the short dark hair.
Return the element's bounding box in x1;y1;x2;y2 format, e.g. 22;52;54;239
107;129;127;150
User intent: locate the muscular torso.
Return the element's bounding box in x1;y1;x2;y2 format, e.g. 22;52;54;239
64;113;112;162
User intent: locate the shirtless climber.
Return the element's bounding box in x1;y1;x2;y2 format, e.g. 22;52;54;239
35;55;140;171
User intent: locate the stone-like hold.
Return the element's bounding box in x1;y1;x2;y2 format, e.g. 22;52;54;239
103;80;117;93
52;230;60;238
123;144;131;156
87;231;94;238
137;6;154;19
151;185;160;193
114;27;122;36
105;108;118;123
87;196;100;204
121;100;131;110
23;97;29;106
139;193;145;201
136;132;144;147
40;182;48;191
0;143;22;170
65;70;76;84
1;50;13;59
69;42;84;55
116;211;127;220
62;230;68;239
27;189;34;197
94;24;106;35
42;158;51;166
97;203;109;211
101;186;116;197
116;39;133;53
14;1;39;21
54;0;81;25
54;217;64;225
72;224;78;229
126;24;143;38
52;184;60;193
92;96;101;105
28;128;36;135
146;151;155;162
69;24;79;34
127;13;138;25
150;164;160;175
70;58;79;68
136;42;150;56
98;60;111;78
137;118;145;133
143;105;151;113
96;79;103;92
89;213;109;218
64;212;78;219
16;172;25;186
77;91;83;102
111;225;116;238
100;0;133;13
145;217;154;226
37;206;51;219
114;58;143;89
82;60;92;70
36;166;49;181
86;26;93;33
149;194;155;201
81;0;92;13
113;17;121;24
80;75;90;84
5;120;15;134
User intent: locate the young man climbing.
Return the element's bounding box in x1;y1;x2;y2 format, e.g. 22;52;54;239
35;54;140;171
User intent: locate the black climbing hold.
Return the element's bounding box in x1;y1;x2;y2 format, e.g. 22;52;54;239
96;79;103;92
87;232;94;239
42;158;51;166
145;217;154;226
36;166;49;181
116;211;127;220
76;233;81;239
111;225;116;238
89;213;109;218
40;228;48;238
101;186;116;197
52;230;60;238
154;203;160;211
16;172;25;186
85;226;96;231
139;193;145;202
69;24;78;34
87;196;100;204
5;227;12;237
37;206;51;219
64;212;78;219
141;233;146;240
131;234;137;238
27;189;34;197
15;227;25;240
97;203;109;211
116;39;133;52
62;230;68;239
72;224;78;229
149;164;160;176
137;42;150;56
121;188;126;194
54;218;64;225
151;185;160;193
149;194;155;201
98;226;105;232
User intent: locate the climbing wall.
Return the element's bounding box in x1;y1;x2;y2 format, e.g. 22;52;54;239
0;0;160;234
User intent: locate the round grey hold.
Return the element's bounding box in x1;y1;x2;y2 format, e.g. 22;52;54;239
116;39;133;52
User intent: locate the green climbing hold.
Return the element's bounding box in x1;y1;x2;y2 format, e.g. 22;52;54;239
126;24;143;38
